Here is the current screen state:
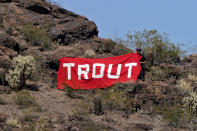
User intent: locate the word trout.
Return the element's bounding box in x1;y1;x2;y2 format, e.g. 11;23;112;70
63;63;137;80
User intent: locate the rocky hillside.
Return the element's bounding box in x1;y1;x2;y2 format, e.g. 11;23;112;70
0;0;197;131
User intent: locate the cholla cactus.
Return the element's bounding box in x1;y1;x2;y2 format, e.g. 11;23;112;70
183;92;197;115
6;55;36;89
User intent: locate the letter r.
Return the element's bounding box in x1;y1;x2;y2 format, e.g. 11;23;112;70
78;64;90;80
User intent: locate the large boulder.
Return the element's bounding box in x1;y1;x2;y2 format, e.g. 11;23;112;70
185;54;197;63
0;32;19;51
0;55;12;69
49;18;98;45
15;0;51;14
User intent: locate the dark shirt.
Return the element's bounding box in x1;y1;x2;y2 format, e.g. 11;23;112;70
139;53;146;63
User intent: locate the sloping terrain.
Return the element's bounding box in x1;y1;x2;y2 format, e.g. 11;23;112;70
0;0;197;131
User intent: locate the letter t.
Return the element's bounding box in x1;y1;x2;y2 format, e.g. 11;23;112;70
63;63;75;80
125;63;137;78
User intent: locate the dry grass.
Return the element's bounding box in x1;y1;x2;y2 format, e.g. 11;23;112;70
178;79;193;92
0;96;6;105
6;117;20;128
99;83;134;113
84;48;96;58
188;74;197;83
12;90;41;111
22;110;39;122
178;74;197;93
69;101;91;121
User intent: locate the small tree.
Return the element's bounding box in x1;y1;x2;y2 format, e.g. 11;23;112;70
6;55;36;89
123;29;185;65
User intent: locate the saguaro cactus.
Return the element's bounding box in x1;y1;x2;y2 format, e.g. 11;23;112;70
0;68;6;85
93;95;103;115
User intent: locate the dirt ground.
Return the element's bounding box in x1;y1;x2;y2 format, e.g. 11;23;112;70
0;83;189;131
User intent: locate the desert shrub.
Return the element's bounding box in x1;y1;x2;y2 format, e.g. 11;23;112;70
6;117;20;128
22;111;39;122
100;82;134;113
103;38;132;55
84;48;96;58
13;90;41;111
62;85;75;98
21;24;53;50
150;66;165;81
154;105;189;128
112;44;133;55
6;55;36;90
155;104;197;129
179;79;193;92
178;74;197;93
69;102;91;121
102;39;117;53
0;96;6;105
150;65;180;83
188;74;197;84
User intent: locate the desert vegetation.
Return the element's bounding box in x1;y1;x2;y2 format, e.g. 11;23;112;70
21;24;54;51
0;0;197;130
6;55;36;90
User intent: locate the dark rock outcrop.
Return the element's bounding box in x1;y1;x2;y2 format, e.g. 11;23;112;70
0;31;19;52
2;0;98;45
0;0;12;3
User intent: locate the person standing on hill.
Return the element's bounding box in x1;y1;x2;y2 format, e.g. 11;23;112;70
136;48;148;81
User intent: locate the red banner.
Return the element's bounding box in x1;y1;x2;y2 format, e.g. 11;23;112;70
57;53;142;89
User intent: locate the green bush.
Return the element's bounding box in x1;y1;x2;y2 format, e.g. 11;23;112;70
6;55;36;89
103;39;117;53
13;90;41;111
100;83;134;113
113;44;133;55
22;25;53;50
125;29;184;65
61;84;76;98
154;105;189;128
103;38;133;55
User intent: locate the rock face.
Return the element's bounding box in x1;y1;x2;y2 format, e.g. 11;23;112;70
0;0;98;45
0;0;102;71
181;54;197;76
